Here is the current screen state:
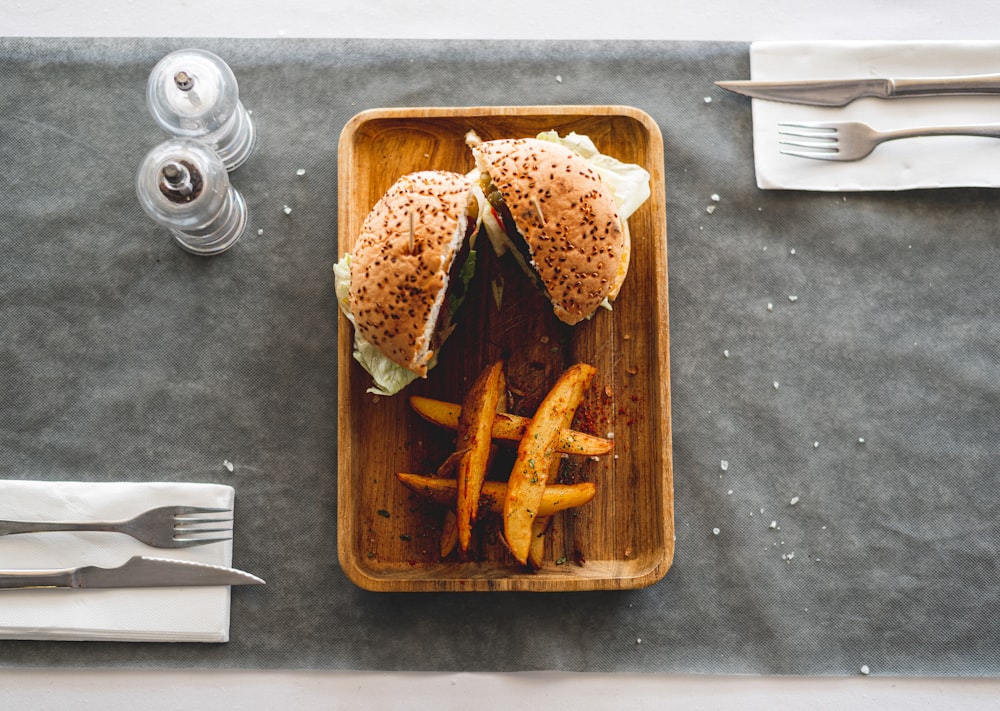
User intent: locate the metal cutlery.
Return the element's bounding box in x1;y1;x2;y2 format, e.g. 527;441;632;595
716;73;1000;106
778;120;1000;161
0;505;233;548
0;555;264;589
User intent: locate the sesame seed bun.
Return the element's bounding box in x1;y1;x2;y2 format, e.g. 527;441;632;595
472;138;626;325
349;170;474;377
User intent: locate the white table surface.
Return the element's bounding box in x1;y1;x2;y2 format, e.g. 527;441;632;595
3;1;999;708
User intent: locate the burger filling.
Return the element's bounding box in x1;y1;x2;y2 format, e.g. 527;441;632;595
482;184;545;292
429;221;477;355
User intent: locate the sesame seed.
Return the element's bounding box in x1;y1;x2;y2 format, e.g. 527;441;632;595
790;496;800;505
720;460;729;472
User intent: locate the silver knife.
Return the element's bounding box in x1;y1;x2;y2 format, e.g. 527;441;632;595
715;73;1000;107
0;555;265;589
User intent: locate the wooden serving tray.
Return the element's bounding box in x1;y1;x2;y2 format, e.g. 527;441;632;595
337;105;672;591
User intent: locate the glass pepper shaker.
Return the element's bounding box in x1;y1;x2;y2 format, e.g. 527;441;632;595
136;137;247;255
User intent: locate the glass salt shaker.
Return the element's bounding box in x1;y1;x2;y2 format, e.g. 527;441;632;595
146;48;256;171
136;137;247;255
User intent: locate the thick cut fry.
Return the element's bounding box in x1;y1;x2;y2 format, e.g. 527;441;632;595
524;363;593;568
438;447;500;481
527;516;552;570
409;395;613;456
436;449;466;478
503;363;596;565
396;473;597;516
455;361;505;553
434;452;464;558
440;510;458;558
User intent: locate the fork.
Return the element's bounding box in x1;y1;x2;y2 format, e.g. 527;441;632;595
0;505;233;548
778;120;1000;161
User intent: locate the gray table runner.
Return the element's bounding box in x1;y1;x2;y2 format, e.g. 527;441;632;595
1;38;997;676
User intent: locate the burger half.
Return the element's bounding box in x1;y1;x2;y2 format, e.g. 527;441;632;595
335;170;482;395
469;131;651;325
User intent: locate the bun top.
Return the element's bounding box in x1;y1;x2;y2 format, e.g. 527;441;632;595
473;138;624;325
350;170;473;376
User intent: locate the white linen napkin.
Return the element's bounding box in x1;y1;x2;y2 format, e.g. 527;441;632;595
0;480;236;643
749;40;1000;191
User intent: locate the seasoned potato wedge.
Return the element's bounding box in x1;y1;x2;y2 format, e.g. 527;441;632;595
502;363;596;565
409;395;612;456
435;449;466;478
455;361;505;553
527;516;552;570
396;473;597;516
440;510;458;558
